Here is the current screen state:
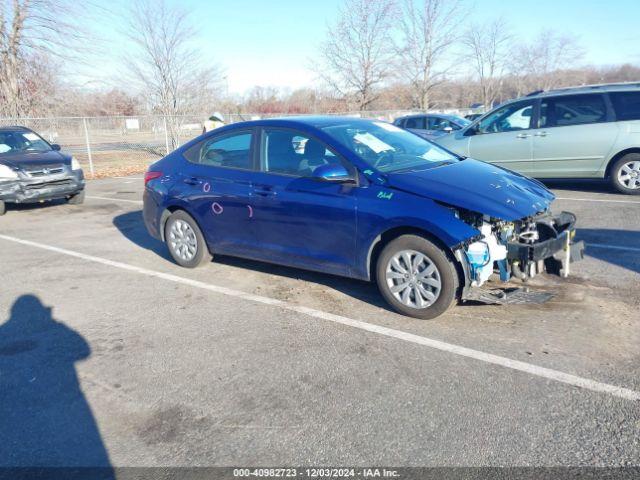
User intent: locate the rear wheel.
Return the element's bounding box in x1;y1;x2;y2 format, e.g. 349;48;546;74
376;235;458;319
68;190;85;204
610;154;640;195
164;210;212;268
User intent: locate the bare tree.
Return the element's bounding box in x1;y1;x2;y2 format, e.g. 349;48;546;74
509;30;584;94
461;19;511;109
395;0;463;109
0;0;91;117
317;0;396;111
125;0;223;148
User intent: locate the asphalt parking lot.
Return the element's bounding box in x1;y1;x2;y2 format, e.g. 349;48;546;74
0;176;639;468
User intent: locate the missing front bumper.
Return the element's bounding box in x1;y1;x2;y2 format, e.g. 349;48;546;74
506;212;585;278
458;211;585;303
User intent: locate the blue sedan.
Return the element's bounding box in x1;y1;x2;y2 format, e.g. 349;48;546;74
143;116;583;319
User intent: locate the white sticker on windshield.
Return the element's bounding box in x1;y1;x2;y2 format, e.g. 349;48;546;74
23;133;39;141
354;132;393;154
374;121;403;133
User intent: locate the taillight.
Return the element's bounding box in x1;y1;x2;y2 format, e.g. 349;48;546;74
144;171;162;186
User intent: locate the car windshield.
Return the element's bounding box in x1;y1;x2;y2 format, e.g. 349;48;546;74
457;117;472;126
0;131;52;155
321;121;458;173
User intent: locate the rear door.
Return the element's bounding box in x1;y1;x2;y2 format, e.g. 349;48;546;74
179;129;257;256
530;93;617;178
466;99;536;173
249;127;358;276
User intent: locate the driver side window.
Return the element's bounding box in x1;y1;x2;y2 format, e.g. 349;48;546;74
260;129;346;177
477;101;534;134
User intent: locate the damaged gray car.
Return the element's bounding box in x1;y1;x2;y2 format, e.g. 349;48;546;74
0;126;85;215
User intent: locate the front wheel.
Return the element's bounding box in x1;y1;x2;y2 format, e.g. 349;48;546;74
376;235;458;319
164;210;212;268
610;154;640;195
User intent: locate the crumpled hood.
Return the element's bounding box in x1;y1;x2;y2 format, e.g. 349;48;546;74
385;159;555;221
0;151;70;169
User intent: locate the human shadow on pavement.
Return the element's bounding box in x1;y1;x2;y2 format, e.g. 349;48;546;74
0;295;113;479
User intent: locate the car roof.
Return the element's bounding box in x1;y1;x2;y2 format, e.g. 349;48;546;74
0;125;33;133
221;115;385;130
526;82;640;99
396;113;465;122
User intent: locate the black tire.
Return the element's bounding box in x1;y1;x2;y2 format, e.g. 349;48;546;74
376;235;458;319
610;153;640;195
0;200;5;216
68;190;85;204
164;210;212;268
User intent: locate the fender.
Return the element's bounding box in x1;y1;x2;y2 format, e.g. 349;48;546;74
354;196;481;281
157;198;199;241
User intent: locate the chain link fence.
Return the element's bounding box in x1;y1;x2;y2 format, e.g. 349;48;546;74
0;108;474;177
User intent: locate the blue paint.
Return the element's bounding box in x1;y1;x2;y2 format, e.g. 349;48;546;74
143;116;555;281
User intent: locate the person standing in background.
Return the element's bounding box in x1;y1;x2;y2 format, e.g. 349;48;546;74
203;112;225;133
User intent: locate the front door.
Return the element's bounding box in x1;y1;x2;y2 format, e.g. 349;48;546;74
179;129;256;256
250;128;358;276
467;99;536;174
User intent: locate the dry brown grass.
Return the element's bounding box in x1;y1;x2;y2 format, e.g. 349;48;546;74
77;151;161;179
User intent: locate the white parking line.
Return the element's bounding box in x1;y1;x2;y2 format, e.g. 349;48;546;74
556;197;640;204
0;232;638;402
587;243;640;253
86;195;142;204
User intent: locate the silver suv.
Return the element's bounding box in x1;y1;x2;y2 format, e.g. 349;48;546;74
435;83;640;194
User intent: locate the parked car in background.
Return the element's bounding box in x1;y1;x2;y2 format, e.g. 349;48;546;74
393;114;471;140
143;116;583;320
0;126;85;215
435;83;640;194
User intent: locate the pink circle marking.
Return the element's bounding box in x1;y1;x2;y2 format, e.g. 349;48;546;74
211;202;223;215
247;205;253;218
203;182;211;193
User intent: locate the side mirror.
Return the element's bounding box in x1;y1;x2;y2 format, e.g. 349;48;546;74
311;164;354;183
51;144;61;151
442;126;453;133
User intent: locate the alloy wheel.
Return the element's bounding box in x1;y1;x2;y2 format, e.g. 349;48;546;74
618;161;640;189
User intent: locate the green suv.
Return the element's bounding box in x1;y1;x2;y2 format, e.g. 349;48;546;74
435;83;640;194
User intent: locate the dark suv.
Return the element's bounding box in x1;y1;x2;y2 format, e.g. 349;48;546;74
0;126;85;214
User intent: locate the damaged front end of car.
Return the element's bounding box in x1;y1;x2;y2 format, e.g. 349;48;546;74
452;209;585;305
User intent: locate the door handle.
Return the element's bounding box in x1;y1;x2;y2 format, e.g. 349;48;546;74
534;131;548;137
516;133;530;139
183;177;201;186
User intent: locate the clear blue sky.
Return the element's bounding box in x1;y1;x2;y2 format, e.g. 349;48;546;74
93;0;640;94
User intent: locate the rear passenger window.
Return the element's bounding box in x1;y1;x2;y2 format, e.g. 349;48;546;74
184;131;252;169
540;94;607;128
405;117;426;129
609;92;640;121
